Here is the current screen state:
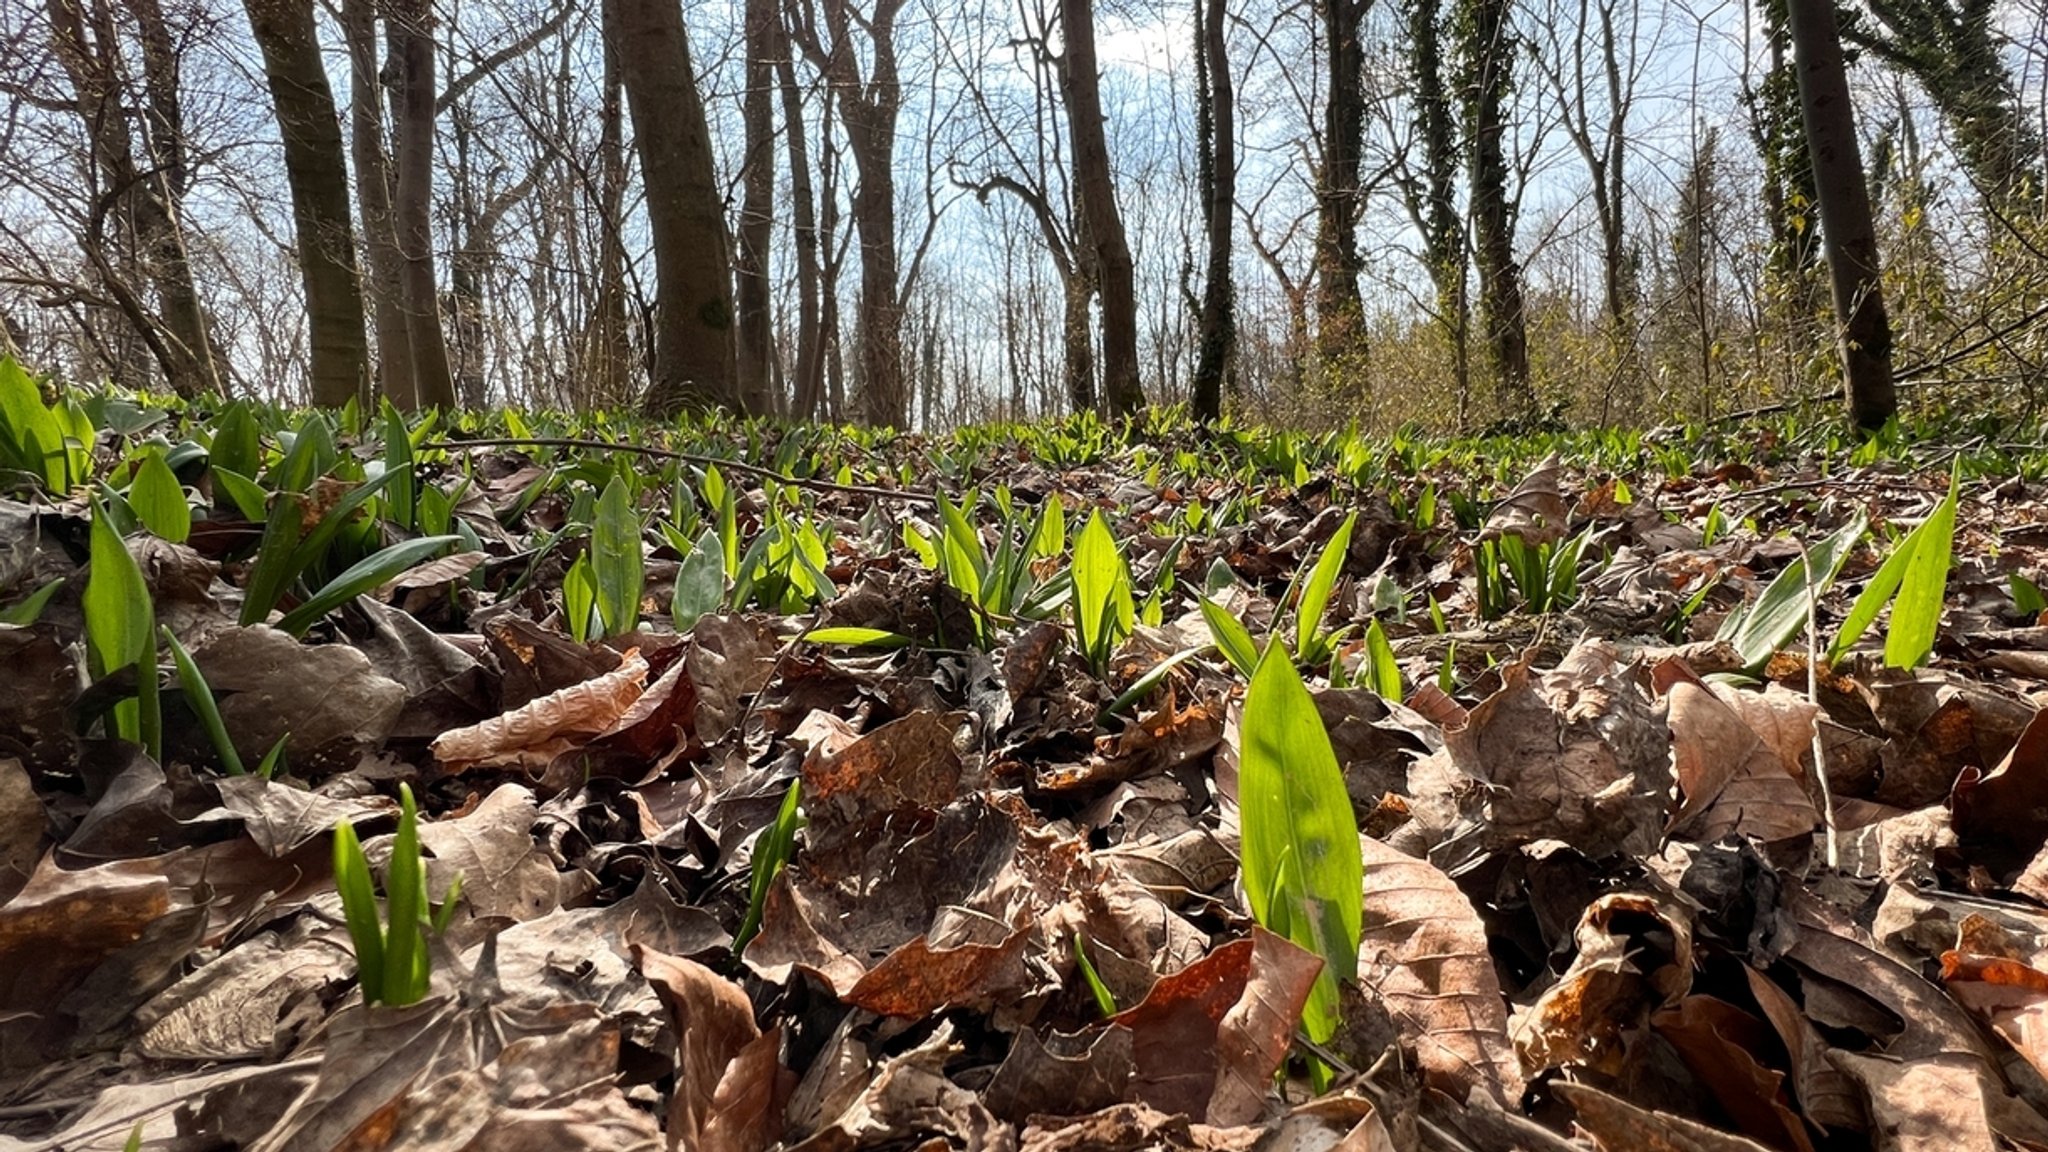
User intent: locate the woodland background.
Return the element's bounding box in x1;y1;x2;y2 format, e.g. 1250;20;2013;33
2;0;2046;430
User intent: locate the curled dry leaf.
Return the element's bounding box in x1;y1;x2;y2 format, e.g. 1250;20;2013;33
432;648;649;770
1741;965;1867;1133
1354;835;1525;1107
785;1022;1008;1152
1938;913;2048;1087
1516;891;1694;1079
1649;995;1816;1152
1951;708;2048;878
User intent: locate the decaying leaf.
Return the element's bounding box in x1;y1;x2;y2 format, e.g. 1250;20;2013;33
1416;642;1670;861
1516;891;1694;1078
432;648;649;769
634;944;785;1152
1556;1081;1785;1152
1354;835;1525;1107
1661;671;1820;844
1108;927;1324;1126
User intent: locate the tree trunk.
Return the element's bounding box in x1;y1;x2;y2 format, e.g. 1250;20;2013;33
777;47;826;421
387;0;455;410
343;0;414;407
1404;0;1472;423
607;0;738;415
1457;0;1532;415
734;0;778;415
48;0;220;398
592;24;634;406
788;0;907;425
1190;0;1235;421
1313;0;1369;370
1785;0;1895;429
242;0;370;407
1059;0;1144;416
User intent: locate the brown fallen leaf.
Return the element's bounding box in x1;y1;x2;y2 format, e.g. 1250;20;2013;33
1017;1102;1257;1152
349;1018;659;1152
843;927;1031;1018
1035;690;1222;797
1741;966;1867;1133
253;946;612;1152
1650;995;1816;1152
196;624;408;772
1827;1052;2000;1152
431;648;649;770
1951;707;2048;878
633;943;781;1152
1660;672;1820;845
216;775;394;859
802;708;968;827
1354;835;1525;1107
1938;913;2048;1089
0;757;47;904
0;852;172;1069
1516;891;1694;1079
414;783;559;923
1783;901;1999;1065
0;622;76;773
983;1025;1135;1124
1417;642;1670;861
1555;1080;1784;1152
1482;454;1569;547
784;1022;1009;1152
1109;926;1324;1126
703;1028;791;1152
373;548;488;596
137;929;349;1061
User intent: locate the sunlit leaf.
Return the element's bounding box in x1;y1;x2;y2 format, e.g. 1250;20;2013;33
1364;617;1402;700
1072;509;1134;675
85;496;159;759
593;475;645;636
1884;473;1959;669
276;535;461;636
1296;512;1357;662
1200;596;1260;678
129;449;191;543
1239;645;1361;1043
1721;510;1866;668
672;526;725;633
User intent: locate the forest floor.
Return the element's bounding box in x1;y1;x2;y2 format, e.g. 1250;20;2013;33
4;387;2048;1151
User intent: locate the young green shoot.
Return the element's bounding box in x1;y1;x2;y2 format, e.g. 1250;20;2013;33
332;783;460;1007
735;779;804;954
85;496;161;760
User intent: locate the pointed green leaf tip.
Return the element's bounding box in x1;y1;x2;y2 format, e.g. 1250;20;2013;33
1237;648;1362;1043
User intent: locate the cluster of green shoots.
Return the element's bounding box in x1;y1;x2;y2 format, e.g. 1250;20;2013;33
332;784;460;1007
1715;469;1959;673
